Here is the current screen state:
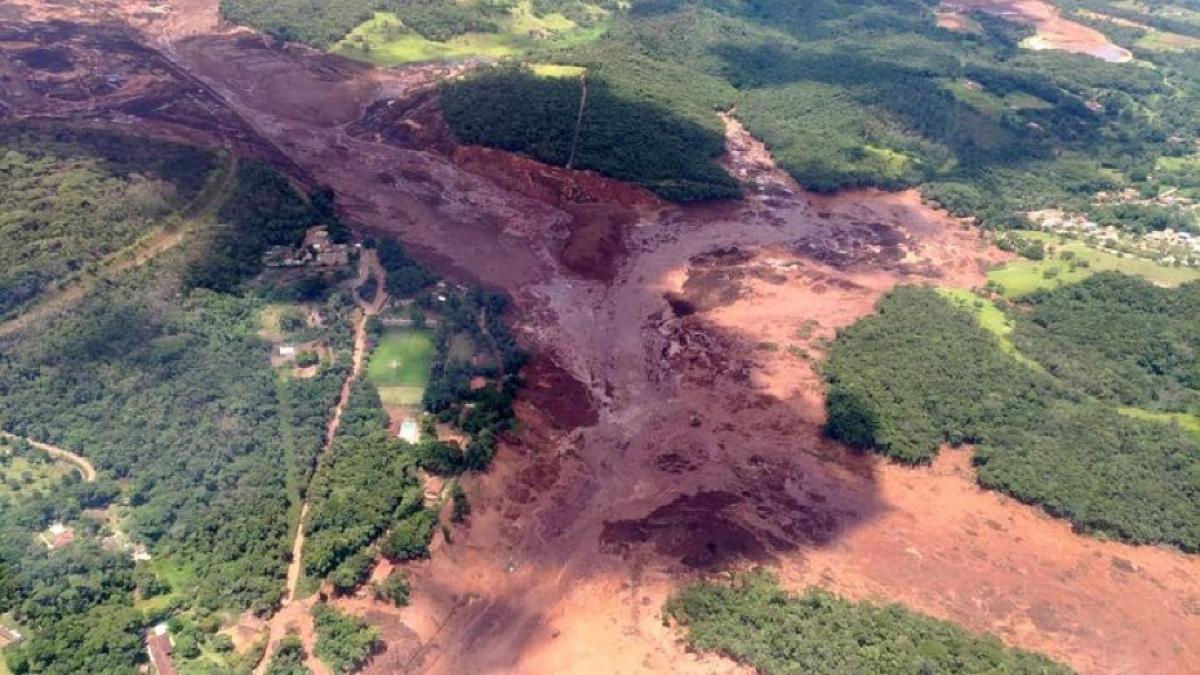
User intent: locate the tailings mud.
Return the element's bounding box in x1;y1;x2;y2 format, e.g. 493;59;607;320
2;2;1197;673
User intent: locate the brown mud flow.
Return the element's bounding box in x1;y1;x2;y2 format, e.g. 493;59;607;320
1;1;1197;673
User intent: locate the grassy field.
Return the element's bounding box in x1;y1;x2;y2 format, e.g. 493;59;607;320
1137;29;1200;51
988;232;1200;297
332;1;609;66
1157;153;1200;173
530;63;587;78
258;303;289;341
1154;153;1200;199
1119;407;1200;436
942;80;1052;118
935;287;1042;369
0;448;77;502
135;558;195;613
368;330;433;405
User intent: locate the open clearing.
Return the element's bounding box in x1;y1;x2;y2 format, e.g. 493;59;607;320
0;449;77;502
988;231;1200;296
944;0;1133;62
0;431;96;482
2;1;1198;673
332;1;609;66
943;79;1053;118
934;287;1040;368
1119;407;1200;436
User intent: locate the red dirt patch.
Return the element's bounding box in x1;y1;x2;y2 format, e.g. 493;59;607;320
943;0;1133;62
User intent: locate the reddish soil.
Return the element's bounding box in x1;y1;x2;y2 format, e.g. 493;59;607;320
943;0;1133;62
4;2;1199;674
936;10;980;32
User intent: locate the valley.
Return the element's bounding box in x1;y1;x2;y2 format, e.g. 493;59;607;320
0;0;1198;674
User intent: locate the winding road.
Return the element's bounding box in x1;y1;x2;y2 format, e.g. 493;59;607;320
0;152;238;339
253;250;386;675
0;430;96;482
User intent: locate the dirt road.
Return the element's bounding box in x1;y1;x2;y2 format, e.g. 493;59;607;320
2;2;1198;673
254;252;383;675
0;152;237;339
0;430;96;482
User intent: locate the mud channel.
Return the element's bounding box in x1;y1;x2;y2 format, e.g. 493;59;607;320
0;1;1197;673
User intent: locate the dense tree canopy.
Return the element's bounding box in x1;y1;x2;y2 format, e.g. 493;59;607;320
824;282;1200;550
434;0;1200;230
666;571;1071;674
0;123;215;318
312;604;380;674
0;144;353;671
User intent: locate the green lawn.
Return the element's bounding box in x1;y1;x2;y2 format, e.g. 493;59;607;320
935;287;1041;369
530;63;587;78
376;386;426;406
135;558;195;613
1137;29;1200;52
332;1;610;66
943;80;1008;116
988;232;1200;297
369;330;433;406
1119;407;1200;436
1156;153;1200;175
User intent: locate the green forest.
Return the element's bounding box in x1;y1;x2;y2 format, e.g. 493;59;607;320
435;0;1199;226
440;65;739;200
0;124;215;319
216;0;1200;228
300;380;426;585
311;604;380;673
1012;274;1200;412
0;128;354;672
218;0;1200;228
823;277;1200;551
666;571;1070;674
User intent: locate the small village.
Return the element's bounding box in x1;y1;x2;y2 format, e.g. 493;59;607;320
1027;185;1200;267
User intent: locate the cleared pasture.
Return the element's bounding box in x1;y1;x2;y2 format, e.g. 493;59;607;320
332;1;609;66
988;232;1200;297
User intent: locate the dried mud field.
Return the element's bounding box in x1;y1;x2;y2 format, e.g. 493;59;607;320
941;0;1133;62
1;1;1197;674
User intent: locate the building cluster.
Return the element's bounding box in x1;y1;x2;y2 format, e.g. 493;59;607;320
1028;207;1200;266
263;226;356;268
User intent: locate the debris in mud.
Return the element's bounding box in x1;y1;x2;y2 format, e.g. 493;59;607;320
558;203;632;282
519;355;598;430
662;293;697;317
347;91;456;153
600;491;773;569
789;220;909;270
0;19;287;163
653;452;698;474
14;46;72;72
658;317;750;387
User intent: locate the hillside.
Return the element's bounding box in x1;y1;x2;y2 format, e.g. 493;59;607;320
0;0;1198;673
